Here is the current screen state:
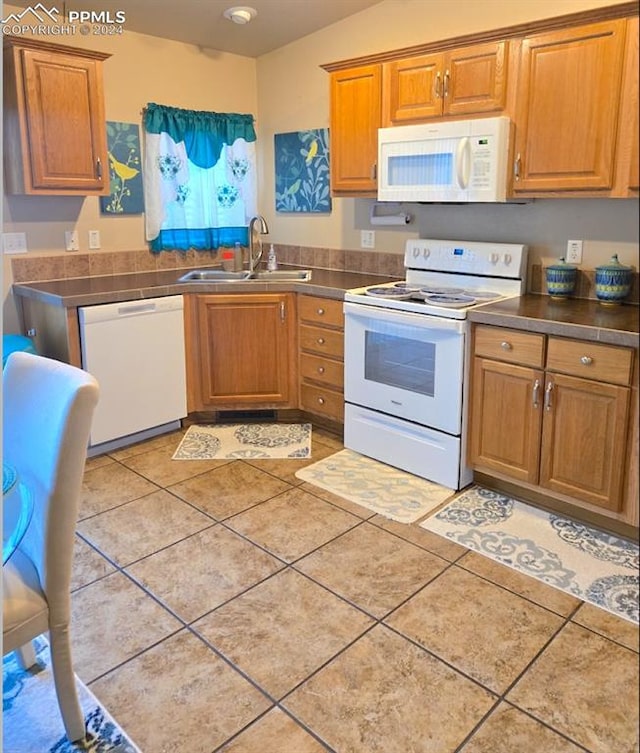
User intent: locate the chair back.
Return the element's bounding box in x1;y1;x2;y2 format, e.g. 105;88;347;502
2;352;99;618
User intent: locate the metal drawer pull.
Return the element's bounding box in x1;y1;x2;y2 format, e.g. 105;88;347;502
317;308;325;315
532;379;541;408
317;397;325;405
434;71;442;98
317;337;325;345
500;341;512;350
514;153;521;180
580;356;593;365
544;381;553;411
317;366;325;374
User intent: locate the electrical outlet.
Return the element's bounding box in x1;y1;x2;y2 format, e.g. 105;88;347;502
361;230;375;249
566;239;583;264
65;230;79;252
88;230;101;249
2;232;28;254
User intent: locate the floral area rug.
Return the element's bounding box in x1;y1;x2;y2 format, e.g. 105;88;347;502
172;423;311;460
295;449;455;523
3;637;141;753
420;486;639;624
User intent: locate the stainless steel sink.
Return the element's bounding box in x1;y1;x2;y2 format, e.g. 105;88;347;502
178;268;312;282
177;270;252;282
250;269;312;281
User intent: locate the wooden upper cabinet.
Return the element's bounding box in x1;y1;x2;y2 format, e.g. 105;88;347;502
613;16;639;194
383;41;509;126
512;20;627;194
329;64;381;195
3;37;110;195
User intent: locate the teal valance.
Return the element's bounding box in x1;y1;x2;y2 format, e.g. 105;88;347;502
144;103;256;169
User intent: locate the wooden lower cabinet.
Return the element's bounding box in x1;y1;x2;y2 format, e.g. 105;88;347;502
185;293;297;411
470;325;635;524
470;358;543;483
298;295;344;423
539;372;630;510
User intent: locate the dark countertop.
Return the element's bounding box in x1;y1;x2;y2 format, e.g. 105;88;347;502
14;272;640;347
469;294;640;347
12;266;398;308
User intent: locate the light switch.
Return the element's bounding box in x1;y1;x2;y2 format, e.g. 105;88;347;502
2;232;28;254
89;230;101;249
65;230;79;252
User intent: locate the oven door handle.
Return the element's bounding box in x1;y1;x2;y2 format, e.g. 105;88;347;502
344;302;467;333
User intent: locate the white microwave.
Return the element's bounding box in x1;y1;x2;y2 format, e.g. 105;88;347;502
377;116;511;203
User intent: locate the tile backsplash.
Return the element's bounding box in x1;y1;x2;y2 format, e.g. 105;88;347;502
10;245;405;283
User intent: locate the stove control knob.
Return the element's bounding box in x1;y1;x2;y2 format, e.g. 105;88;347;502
503;253;512;265
422;249;430;259
490;253;499;264
413;247;421;258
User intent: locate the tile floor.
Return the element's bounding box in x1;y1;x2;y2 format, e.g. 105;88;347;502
69;427;639;753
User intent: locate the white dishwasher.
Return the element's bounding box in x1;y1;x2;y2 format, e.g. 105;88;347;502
79;295;187;452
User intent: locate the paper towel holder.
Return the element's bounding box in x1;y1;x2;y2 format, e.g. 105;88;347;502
369;202;412;226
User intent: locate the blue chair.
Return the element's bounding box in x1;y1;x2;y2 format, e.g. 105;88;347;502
2;334;37;368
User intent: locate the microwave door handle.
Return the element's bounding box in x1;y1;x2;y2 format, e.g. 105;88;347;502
455;137;471;189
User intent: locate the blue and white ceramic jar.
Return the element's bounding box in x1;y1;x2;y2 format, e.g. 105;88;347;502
546;258;577;299
595;254;632;305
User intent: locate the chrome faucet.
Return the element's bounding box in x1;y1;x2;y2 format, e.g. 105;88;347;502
248;215;269;273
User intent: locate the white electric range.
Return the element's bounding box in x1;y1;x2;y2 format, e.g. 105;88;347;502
343;238;528;490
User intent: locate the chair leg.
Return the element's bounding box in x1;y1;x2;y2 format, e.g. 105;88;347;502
16;641;37;669
48;627;86;742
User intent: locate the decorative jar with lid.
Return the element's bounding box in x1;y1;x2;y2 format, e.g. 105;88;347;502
595;254;632;305
545;257;577;299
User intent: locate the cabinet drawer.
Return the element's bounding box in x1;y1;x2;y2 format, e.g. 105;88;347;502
474;325;545;367
301;382;344;421
299;324;344;358
546;338;634;386
299;295;344;328
300;353;344;388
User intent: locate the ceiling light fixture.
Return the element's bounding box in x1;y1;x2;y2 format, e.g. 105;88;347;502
223;6;257;25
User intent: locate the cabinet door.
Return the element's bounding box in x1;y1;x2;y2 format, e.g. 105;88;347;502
6;45;108;194
539;373;630;511
329;65;381;194
445;41;508;116
513;20;626;193
614;17;639;193
383;53;444;125
194;294;296;408
469;358;543;482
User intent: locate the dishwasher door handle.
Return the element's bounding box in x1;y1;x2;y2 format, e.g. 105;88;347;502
117;302;158;316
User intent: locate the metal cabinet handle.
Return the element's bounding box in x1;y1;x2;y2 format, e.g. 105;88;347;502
371;163;377;180
96;157;102;179
317;397;325;405
514;153;521;180
317;337;325;345
317;308;325;315
580;356;593;365
500;341;512;351
434;71;442;99
544;381;554;411
317;366;325;374
443;69;450;97
532;379;541;408
280;301;285;322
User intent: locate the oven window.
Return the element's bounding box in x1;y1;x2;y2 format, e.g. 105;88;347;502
364;332;435;396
